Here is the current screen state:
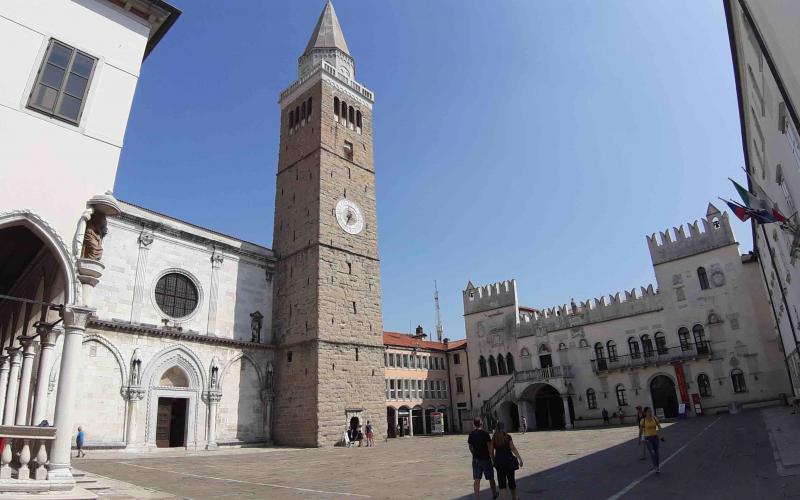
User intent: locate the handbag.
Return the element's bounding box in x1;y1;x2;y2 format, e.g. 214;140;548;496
511;455;520;471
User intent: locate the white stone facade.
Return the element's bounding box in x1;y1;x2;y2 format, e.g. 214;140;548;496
466;205;790;431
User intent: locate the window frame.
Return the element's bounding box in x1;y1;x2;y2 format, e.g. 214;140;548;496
456;376;464;393
586;388;597;409
698;267;710;290
697;374;711;397
731;369;747;393
616;384;628;406
154;272;200;319
27;39;98;126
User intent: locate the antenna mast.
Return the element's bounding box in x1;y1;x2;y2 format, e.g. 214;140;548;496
434;281;444;342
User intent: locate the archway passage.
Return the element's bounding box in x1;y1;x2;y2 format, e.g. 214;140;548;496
156;397;187;448
650;375;679;418
386;408;396;438
424;408;434;434
412;408;424;435
533;384;565;430
499;401;520;432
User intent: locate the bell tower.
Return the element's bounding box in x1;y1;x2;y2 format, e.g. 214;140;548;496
271;1;385;446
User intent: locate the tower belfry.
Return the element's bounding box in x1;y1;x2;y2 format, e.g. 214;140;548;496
271;1;384;447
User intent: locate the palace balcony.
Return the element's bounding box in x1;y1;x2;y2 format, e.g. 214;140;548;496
514;365;573;384
591;342;712;374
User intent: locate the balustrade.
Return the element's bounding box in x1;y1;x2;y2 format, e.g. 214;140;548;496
514;365;573;383
591;342;712;373
0;426;56;489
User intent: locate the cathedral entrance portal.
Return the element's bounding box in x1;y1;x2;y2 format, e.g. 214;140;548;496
156;397;187;448
650;375;679;418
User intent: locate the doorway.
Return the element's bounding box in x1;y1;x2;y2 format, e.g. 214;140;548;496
386;408;396;438
539;354;553;369
650;375;679;418
156;397;187;448
533;384;564;429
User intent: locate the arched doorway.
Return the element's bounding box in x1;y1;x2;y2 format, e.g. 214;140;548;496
650;375;679;418
412;406;424;435
499;401;520;432
387;407;397;438
424;408;435;434
532;384;565;430
398;407;410;436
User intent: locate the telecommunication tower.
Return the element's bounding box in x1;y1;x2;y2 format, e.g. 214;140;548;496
434;281;444;342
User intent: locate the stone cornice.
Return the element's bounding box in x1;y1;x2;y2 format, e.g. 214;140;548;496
89;318;275;351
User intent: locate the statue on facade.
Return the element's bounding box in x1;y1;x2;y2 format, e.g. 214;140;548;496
129;348;142;386
80;211;108;261
250;311;264;343
210;358;220;390
266;362;274;389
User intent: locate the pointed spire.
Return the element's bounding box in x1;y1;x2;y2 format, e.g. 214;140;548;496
304;1;350;56
706;202;722;218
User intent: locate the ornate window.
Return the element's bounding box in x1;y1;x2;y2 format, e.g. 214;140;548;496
678;327;691;351
628;337;641;359
586;388;597;409
497;355;507;375
641;335;654;357
334;97;340;119
616;384;628;406
693;324;709;354
154;273;199;318
506;353;515;373
607;340;619;362
558;342;567;351
594;342;605;360
654;332;668;355
538;344;550;354
479;356;487;377
579;339;589;348
356;110;362;132
698;267;710;290
488;356;498;376
698;374;711;397
731;369;747;393
348;106;355;126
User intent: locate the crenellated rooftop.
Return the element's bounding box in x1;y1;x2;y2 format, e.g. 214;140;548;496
647;204;736;265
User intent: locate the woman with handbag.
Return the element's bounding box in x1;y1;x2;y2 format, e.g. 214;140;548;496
491;422;523;500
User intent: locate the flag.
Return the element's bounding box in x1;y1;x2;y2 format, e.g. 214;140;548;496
724;200;751;222
730;178;790;223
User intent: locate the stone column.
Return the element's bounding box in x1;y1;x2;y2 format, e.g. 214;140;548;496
204;391;221;450
48;305;93;481
3;348;22;425
262;389;274;442
31;326;59;426
0;355;10;419
206;253;223;335
562;396;573;430
130;231;153;323
15;336;37;425
122;387;145;448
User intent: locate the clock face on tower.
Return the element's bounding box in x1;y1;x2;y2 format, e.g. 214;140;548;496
335;199;364;235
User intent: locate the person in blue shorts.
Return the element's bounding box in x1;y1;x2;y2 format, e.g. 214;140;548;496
468;418;498;500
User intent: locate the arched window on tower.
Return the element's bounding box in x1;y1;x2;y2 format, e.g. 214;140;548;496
341;100;347;123
301;101;306;121
356;110;362;133
348;106;355;128
594;342;606;371
698;373;711;397
294;106;300;128
586;388;597;409
678;327;691;351
488;356;498;376
334;97;340;120
698;267;710;290
289;109;294;130
506;353;514;373
628;337;641;359
497;355;507;375
607;340;618;362
654;332;667;355
693;324;708;354
307;97;312;118
616;384;628;406
478;356;487;377
641;334;654;357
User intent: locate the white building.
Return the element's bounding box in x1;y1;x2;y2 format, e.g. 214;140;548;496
724;0;800;396
465;205;789;431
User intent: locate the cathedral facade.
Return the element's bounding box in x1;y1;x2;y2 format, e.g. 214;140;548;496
0;1;384;477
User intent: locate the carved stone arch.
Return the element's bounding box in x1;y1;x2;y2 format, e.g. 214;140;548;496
82;333;127;389
141;344;205;390
0;210;79;304
219;352;264;391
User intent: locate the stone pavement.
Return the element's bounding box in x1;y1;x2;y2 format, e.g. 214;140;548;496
74;410;799;499
763;405;800;476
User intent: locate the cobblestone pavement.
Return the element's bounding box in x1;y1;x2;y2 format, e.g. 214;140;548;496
76;409;799;499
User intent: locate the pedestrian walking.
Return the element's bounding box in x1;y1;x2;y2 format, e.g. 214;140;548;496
640;407;664;473
520;416;527;434
365;420;375;447
602;408;609;424
617;407;625;425
636;406;646;460
75;426;86;458
491;421;523;500
468;417;498;500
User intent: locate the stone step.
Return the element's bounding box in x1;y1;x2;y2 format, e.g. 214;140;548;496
0;486;97;499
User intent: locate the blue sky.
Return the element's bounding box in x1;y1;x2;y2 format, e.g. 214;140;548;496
116;0;747;340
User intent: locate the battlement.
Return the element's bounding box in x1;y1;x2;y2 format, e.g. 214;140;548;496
517;284;661;335
647;204;736;266
463;279;519;316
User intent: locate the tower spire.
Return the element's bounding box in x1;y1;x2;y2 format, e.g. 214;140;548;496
304;1;350;56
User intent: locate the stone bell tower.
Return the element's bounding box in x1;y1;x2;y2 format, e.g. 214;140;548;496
271;1;385;446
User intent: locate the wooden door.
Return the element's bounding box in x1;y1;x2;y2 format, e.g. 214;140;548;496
156;398;172;448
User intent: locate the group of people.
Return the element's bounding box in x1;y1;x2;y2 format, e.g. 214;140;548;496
345;419;375;448
468;418;524;500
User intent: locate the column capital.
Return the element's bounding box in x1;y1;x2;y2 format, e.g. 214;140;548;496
203;391;222;404
211;252;224;269
35;325;61;348
63;305;95;330
121;386;146;402
138;231;154;248
17;336;37;357
6;348;22;364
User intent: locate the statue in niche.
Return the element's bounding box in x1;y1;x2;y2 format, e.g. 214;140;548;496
210;360;220;390
250;311;264;343
79;210;108;261
266;362;274;389
129;348;142;386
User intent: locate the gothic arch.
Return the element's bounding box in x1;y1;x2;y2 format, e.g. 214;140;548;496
83;333;127;389
219;352;264;391
0;210;79;304
141;344;205;390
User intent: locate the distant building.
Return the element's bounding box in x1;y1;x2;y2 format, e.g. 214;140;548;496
465;205;789;430
383;328;471;435
724;0;800;396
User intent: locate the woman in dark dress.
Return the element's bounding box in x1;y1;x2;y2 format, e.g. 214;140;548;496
492;422;524;500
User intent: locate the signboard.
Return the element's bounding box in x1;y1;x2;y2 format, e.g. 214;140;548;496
678;403;686;417
655;408;666;419
691;393;703;415
431;412;444;434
